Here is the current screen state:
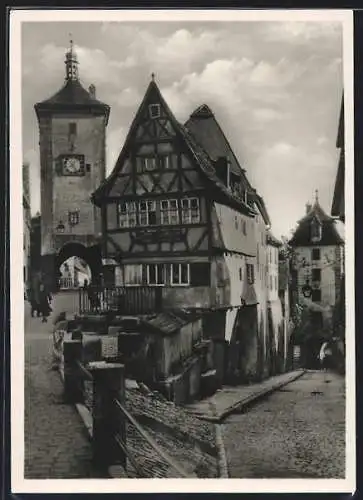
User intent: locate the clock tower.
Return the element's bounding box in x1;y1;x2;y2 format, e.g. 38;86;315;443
34;39;110;290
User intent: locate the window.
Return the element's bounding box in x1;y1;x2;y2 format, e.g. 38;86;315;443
275;276;278;290
190;263;211;286
311;289;322;302
139;200;156;226
124;264;143;286
159;155;171;170
246;263;255;284
270;276;273;290
149;104;161;119
312;248;320;261
181;197;200;224
312;268;321;282
171;263;189;286
161;199;179;225
143;157;157;171
311;219;322;242
118;201;137;228
239;267;243;281
68;211;79;226
242;219;246;235
234;216;239;230
69;122;77;136
145;264;165;286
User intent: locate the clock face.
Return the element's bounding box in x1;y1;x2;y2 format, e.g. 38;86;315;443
63;157;81;175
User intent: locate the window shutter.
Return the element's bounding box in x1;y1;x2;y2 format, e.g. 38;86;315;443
190;263;211;286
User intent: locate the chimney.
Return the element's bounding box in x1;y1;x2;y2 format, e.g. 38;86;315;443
306;202;312;214
89;84;96;99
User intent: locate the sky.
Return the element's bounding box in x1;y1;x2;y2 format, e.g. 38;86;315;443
21;20;344;239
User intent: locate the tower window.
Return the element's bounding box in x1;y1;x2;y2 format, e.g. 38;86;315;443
68;211;79;226
311;218;322;242
149;104;161;119
312;248;320;261
312;268;321;282
69;122;77;135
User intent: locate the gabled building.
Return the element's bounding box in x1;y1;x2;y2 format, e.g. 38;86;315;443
92;77;275;383
289;193;344;365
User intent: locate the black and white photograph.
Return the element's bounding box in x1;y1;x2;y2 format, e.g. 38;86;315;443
10;8;355;494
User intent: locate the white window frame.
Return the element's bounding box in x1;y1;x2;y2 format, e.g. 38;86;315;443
160;199;179;225
146;263;165;286
123;264;143;286
159;155;171;170
170;263;190;286
118;201;137;228
143;157;157;172
138;200;156;226
181;197;200;224
149;103;161;119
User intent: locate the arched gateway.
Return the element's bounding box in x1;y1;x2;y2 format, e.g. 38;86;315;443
34;39;109;291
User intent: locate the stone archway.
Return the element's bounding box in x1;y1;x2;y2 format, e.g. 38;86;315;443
55;242;102;291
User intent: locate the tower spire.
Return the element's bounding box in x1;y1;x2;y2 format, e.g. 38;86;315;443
65;35;79;81
315;189;319;204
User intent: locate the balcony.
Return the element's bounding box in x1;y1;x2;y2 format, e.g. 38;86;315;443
79;286;163;316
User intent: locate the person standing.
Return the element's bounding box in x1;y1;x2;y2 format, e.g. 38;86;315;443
39;279;52;323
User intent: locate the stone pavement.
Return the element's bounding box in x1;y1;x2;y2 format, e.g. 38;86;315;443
222;370;345;478
186;370;305;422
24;296;94;479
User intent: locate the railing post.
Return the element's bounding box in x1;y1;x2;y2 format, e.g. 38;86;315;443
63;339;83;404
88;362;126;472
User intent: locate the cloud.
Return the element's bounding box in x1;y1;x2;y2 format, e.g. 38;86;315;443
115;87;142;108
264;22;342;44
252;107;285;123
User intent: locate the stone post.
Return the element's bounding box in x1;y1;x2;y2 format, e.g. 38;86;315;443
63;339;83;403
88;362;126;472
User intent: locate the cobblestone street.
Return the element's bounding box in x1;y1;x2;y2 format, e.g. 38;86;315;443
24;293;93;479
222;370;345;478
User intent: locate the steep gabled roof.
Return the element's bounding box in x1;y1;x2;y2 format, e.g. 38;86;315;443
289;200;344;247
35;79;110;120
185;104;271;226
185;104;250;182
92;80;255;216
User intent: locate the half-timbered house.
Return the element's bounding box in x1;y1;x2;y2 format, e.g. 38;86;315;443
92;77;272;383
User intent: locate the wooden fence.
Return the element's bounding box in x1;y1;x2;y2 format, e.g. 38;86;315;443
62;336;191;478
79;286;163;316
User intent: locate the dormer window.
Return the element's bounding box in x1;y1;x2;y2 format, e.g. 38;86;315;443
149;104;161;119
311;218;322;243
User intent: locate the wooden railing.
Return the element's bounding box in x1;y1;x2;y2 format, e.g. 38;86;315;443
79;286;163;315
62;337;191;478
